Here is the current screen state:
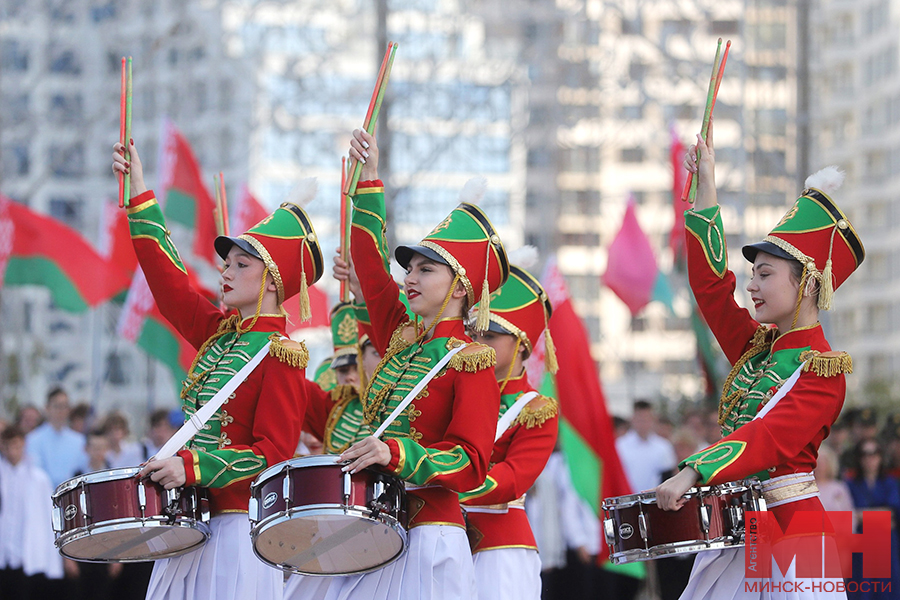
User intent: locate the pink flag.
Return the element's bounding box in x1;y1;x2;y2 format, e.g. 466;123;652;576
602;197;658;316
233;185;270;234
286;284;329;329
669;127;691;264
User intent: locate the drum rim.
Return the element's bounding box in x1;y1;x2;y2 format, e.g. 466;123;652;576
55;517;211;563
250;506;409;575
610;537;740;564
53;467;144;497
602;479;763;509
252;455;351;488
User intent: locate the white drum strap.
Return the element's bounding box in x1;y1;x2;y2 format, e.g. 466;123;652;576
495;391;539;441
372;343;468;439
154;339;276;460
752;361;806;422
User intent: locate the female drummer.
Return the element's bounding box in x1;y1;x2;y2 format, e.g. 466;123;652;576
655;126;864;599
461;262;559;600
112;141;322;600
324;128;505;600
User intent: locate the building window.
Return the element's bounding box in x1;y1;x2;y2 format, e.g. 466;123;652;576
2;144;29;177
49;197;83;229
2;40;29;71
49;94;82;124
621;147;644;163
49;144;85;178
49;45;82;75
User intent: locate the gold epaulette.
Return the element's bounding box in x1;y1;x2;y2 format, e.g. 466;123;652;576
217;314;241;333
268;334;309;369
514;395;559;429
800;350;853;377
330;384;358;406
751;324;776;348
448;342;496;373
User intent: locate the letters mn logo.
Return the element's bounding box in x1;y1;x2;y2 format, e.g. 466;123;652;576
745;511;891;579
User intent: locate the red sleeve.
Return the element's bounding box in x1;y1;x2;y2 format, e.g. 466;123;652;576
463;415;559;505
129;190;223;350
302;378;333;440
685;214;762;365
699;371;845;485
350;180;412;356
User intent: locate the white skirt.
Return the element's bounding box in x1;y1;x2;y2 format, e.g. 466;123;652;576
679;543;846;600
145;513;281;600
322;524;476;600
283;574;331;600
473;547;541;600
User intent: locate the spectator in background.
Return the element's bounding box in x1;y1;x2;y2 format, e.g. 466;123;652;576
0;426;64;598
140;408;180;461
15;404;43;435
881;413;900;479
69;429;122;600
103;411;143;469
656;415;674;441
616;400;676;493
68;403;92;435
815;444;855;519
612;415;630;439
844;438;900;598
25;387;86;488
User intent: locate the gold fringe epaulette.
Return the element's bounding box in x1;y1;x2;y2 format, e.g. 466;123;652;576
514;395;558;429
751;324;776;347
448;342;496;373
330;384;358;406
217;314;241;333
268;334;309;369
800;350;853;377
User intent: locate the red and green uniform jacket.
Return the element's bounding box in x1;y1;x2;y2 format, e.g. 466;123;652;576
460;373;558;553
680;206;851;527
303;381;371;455
128;190;309;515
351;180;501;529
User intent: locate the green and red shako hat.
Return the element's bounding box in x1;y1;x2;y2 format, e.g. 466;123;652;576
395;201;509;331
479;264;558;374
215;201;324;320
742;166;865;310
329;301;358;369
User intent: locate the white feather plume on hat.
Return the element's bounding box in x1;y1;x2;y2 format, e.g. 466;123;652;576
284;177;318;208
804;166;844;195
458;176;488;204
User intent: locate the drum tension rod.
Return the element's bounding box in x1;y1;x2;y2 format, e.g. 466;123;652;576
163;488;181;525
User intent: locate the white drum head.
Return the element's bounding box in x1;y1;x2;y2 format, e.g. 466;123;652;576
254;510;405;575
60;521;209;562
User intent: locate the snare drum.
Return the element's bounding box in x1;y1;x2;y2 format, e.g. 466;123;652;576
249;455;408;575
52;467;210;562
602;480;765;564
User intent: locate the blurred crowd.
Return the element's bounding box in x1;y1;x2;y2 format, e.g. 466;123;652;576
0;388;180;600
1;392;898;599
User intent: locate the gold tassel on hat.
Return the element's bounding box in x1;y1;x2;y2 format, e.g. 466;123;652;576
299;244;312;322
818;258;834;311
475;279;491;332
818;225;838;311
544;327;559;374
475;236;494;332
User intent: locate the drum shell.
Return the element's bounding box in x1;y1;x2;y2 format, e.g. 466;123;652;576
602;480;764;564
249;456;408;575
52;467;210;563
253;461;406;526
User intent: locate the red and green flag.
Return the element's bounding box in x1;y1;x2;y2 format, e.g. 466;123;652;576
158;119;219;267
669;126;691;266
531;257;634;565
1;195;131;311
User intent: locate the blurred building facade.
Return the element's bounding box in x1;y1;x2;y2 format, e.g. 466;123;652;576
0;0;888;427
0;0;254;424
810;0;900;404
